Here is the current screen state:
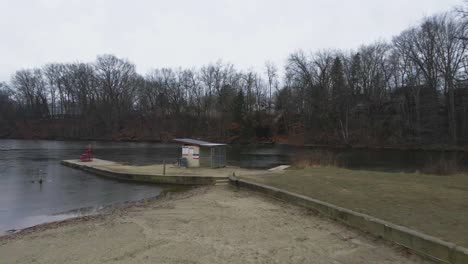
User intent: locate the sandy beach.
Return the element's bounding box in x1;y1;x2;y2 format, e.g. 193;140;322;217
0;186;430;264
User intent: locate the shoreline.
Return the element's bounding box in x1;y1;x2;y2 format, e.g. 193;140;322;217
0;186;202;243
0;186;192;240
0;186;429;263
2;137;468;152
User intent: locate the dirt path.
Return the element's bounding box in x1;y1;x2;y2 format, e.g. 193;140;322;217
0;186;430;264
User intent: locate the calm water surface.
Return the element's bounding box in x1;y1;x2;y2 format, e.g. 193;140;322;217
0;140;180;234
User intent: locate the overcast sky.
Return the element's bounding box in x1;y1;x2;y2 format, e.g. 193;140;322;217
0;0;463;82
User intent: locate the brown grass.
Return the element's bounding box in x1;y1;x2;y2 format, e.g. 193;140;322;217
240;167;468;247
421;153;464;175
291;150;342;168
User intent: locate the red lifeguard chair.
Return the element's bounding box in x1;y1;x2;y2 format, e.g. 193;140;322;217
80;144;94;162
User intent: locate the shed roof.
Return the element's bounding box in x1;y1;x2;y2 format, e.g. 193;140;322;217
173;138;226;147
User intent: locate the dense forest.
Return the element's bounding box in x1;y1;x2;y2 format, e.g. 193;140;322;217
1;7;468;147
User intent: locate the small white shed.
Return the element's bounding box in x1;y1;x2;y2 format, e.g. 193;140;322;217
174;138;227;168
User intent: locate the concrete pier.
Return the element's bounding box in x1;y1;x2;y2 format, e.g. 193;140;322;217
61;159;270;185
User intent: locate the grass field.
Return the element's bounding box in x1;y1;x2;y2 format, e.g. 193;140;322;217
240;167;468;248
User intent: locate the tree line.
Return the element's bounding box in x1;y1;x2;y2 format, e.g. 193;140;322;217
1;8;468;146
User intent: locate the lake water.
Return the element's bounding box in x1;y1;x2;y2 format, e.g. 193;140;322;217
0;140;178;234
1;139;467;234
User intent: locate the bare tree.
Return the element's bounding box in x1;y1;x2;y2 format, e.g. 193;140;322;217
265;61;278;112
94;54;138;132
433;13;468;142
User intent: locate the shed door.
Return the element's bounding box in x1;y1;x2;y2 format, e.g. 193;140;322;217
211;146;226;168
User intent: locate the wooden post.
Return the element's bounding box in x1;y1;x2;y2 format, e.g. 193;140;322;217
163;160;166;175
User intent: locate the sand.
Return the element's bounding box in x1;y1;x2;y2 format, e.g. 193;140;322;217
0;186;430;264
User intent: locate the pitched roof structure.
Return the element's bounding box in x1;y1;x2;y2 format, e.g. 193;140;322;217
173;138;226;147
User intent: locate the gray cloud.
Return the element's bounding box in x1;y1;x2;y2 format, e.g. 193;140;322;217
0;0;462;82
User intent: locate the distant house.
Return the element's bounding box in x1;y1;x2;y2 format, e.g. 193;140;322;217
174;138;226;168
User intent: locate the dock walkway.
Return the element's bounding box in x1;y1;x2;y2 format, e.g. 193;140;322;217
61;159;272;185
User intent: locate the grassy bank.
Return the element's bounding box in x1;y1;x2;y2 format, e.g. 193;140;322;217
240;167;468;248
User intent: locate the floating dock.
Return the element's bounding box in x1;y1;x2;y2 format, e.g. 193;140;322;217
61;159;271;185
